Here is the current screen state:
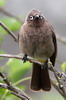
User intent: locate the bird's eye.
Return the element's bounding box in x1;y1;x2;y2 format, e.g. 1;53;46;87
40;16;43;19
29;16;34;21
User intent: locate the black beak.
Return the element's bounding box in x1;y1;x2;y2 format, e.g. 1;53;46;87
34;15;40;20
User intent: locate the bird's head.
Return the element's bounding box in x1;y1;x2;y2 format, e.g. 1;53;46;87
26;9;45;27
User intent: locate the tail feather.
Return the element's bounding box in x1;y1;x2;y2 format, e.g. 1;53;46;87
30;63;41;91
41;66;51;91
30;62;51;91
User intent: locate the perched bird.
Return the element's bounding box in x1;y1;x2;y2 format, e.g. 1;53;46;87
18;9;57;91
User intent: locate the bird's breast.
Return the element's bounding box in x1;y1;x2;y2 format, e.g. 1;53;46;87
19;26;54;61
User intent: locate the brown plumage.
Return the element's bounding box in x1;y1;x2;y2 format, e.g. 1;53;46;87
18;9;57;91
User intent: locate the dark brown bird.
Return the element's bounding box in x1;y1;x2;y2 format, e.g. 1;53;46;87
18;9;57;91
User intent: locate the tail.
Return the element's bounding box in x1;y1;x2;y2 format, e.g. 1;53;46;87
30;62;51;91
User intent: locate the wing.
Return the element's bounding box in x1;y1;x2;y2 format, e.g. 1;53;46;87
50;29;57;66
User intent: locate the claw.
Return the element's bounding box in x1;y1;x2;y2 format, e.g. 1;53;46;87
41;60;48;69
22;54;27;63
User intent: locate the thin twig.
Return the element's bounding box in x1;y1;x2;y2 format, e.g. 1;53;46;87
0;54;43;65
0;22;18;41
11;92;27;100
0;83;8;89
0;21;66;45
50;79;64;97
51;79;66;100
49;62;66;99
48;62;62;78
0;53;66;99
0;7;66;45
0;71;31;100
0;20;66;100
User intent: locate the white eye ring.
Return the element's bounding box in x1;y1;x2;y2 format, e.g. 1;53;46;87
29;16;33;21
40;16;43;19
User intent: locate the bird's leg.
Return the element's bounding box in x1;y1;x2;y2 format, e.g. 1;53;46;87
41;60;48;69
22;54;28;63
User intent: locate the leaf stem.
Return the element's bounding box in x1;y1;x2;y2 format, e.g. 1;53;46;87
14;76;31;86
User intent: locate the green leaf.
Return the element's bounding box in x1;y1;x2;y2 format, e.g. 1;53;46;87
0;17;21;43
6;58;32;82
5;95;19;100
0;89;5;96
61;62;66;72
0;0;5;7
0;17;21;33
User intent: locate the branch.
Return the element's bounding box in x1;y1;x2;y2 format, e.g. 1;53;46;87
1;7;66;44
0;22;18;42
0;18;66;45
0;71;32;100
0;20;66;99
0;54;64;73
0;54;66;99
0;7;23;24
50;79;64;97
49;62;66;99
0;54;43;65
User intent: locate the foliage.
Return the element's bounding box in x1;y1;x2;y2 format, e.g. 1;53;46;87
0;17;21;32
61;62;66;72
0;1;65;100
0;2;31;99
0;17;21;43
0;0;5;7
0;59;31;100
5;58;32;82
0;14;31;99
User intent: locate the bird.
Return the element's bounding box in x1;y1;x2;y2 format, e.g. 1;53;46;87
18;9;57;91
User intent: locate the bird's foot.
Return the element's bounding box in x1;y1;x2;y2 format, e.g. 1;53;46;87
22;54;27;63
41;61;48;69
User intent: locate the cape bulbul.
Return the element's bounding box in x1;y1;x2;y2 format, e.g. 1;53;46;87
18;9;57;91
